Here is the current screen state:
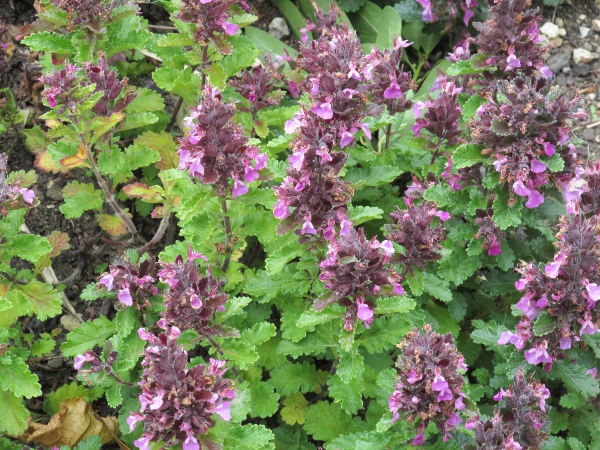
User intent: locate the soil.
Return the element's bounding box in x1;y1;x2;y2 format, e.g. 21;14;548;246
0;0;598;448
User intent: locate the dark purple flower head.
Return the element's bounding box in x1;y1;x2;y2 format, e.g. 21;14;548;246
499;214;600;367
228;62;284;116
49;0;116;32
39;62;83;111
0;154;36;216
417;0;478;26
179;84;267;198
471;74;584;208
130;326;235;450
475;209;505;256
472;0;549;79
83;52;136;116
158;247;229;336
364;37;417;115
384;197;447;271
316;227;401;330
98;255;157;309
176;0;242;53
412;75;462;146
389;324;467;445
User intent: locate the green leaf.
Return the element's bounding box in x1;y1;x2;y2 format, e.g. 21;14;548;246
221;35;260;76
102;15;152;56
339;0;365;12
271;0;312;42
156;32;195;47
422;273;452;303
546;153;565;172
482;269;519;296
265;242;304;275
438;247;482;285
0;355;41;398
393;0;423;22
125;87;165;113
347;205;384;226
493;189;522;229
16;280;62;321
328;374;363;414
74;435;103;450
61;316;116;357
268;361;326;395
533;312;559;336
374;296;416;315
8;234;51;263
114;307;140;338
217;296;252;323
559;392;586;409
120;112;159;132
31;337;56;357
427;301;460;336
461;96;486;121
43;381;104;415
60;181;103;219
0;390;29;435
244;26;297;58
357;316;411;354
375;6;402;50
470;320;503;350
21;31;74;54
446;60;487;76
222;424;275;450
98;143;160;180
337;349;365;383
345;165;403;187
555;359;600;399
452;144;485;169
277;322;338;358
244;265;312;303
351;1;382;43
304;401;353;442
281;392;309;426
248;380;280;418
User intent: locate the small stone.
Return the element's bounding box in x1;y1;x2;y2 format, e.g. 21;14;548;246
583;43;594;52
547;52;571;72
47;357;64;369
583;128;596;141
550;37;564;48
555;17;564;27
562;66;571;74
573;48;595;64
558;28;567;37
581;26;591;38
46;180;63;201
593;19;600;32
587;93;597;101
268;17;290;40
572;64;590;77
61;315;82;332
579;14;588;21
540;22;560;39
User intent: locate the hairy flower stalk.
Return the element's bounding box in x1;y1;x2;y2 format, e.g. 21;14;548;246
416;0;478;26
499;213;600;368
464;368;550;450
157;247;229;336
316;227;401;330
178;84;267;198
471;74;584;208
389;324;467;445
49;0;115;32
129;326;235;450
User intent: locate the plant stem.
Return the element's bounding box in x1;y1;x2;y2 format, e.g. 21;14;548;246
384;124;392;150
220;199;233;273
165;97;184;133
138;207;173;253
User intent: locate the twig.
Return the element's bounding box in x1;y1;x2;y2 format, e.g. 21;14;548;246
57;261;84;285
147;24;178;31
220;200;233;273
138;211;172;253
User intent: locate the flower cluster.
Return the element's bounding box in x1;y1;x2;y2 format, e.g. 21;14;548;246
472;0;550;80
471;74;584;208
563;160;600;215
465;368;549;449
416;0;478;26
384;197;448;271
39;62;82;110
412;76;462;147
0;154;35;216
129;326;235;450
499;214;600;367
49;0;114;32
316;227;401;330
175;0;246;53
474;208;504;256
178;84;267;198
389;324;467;445
274;107;354;239
158;247;228;336
83;52;136;116
229;62;284;120
98;255;157;309
364;37;417;116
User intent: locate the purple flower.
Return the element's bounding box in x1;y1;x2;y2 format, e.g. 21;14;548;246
506;53;521;71
539;66;552;78
97;256;157;310
586;283;600;302
117;289;133;306
311;101;333;120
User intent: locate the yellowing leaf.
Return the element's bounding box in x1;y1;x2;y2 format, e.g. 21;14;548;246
134;130;179;170
35;152;70;174
14;397;121;447
60;145;89;169
97;213;130;237
122;182;164;203
35;231;70;272
280;392;309;425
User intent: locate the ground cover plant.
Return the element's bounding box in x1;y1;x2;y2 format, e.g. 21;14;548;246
1;0;600;448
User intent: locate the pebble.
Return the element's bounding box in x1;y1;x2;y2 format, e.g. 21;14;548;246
581;26;591;38
550;37;564;48
593;19;600;32
583;128;596;141
547;51;571;72
268;17;290;40
573;48;595;64
61;315;82;332
562;66;572;74
587;93;597;101
555;17;564;27
540;22;560;39
579;14;588;21
46;180;63;201
558;28;567;37
572;64;590;77
583;43;594;52
47;357;64;369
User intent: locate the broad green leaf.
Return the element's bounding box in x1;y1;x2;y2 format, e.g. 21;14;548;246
268;361;326;396
328;374;363;414
98;143;160;180
102;15;152;56
8;234;51;263
438;247;482;285
120;112;159;132
374;296;416;315
375;6;402;50
265;242;304;275
493;189;522;230
156;32;195;47
337;349;365;383
304;401;353;442
357;316;411;354
470;320;503;350
134;130;179;170
221;35;260;76
0;355;41;398
248;380;280;419
244;26;297;58
0;390;29;435
21;31;74;54
271;0;311;41
278;322;338;358
16;280;62;321
452;144;485;169
347;205;384;226
350;2;381;43
281;392;309;425
125;87;165;113
244;265;311;303
533;312;559;336
30;337;56;357
34;231;70;272
461;96;486;121
221;424;275;450
555;359;600;399
60;181;103;219
61;316;116;357
345;165;403;187
97;214;129;237
422;273;452;303
427;302;460;336
559;393;586;409
446;60;487;76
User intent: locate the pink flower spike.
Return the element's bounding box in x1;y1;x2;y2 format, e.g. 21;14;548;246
284;117;302;134
545;262;561;279
133;436;150;450
586;283;600;301
127;414;141;432
413;101;425;119
273;202;290;219
506;54;521;71
455;396;465;410
213;401;232;421
357;302;374;322
498;331;514;345
539;66;552;78
301;219;317;235
118;289;133;306
530;159;547;173
412;432;425;446
559;337;571;350
223;22;238;36
183;435;200;450
525;190;544;208
47;95;57;108
543;142;556;157
244;165;259;183
359;122;371;139
232;179;248;197
513;180;531;197
488;241;502;256
384;82;403;99
515;279;526;291
99;273;114;291
340;131;355;149
435;211;451;221
311;102;333;120
254;153;268;170
379;240;395;254
432;373;449;391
